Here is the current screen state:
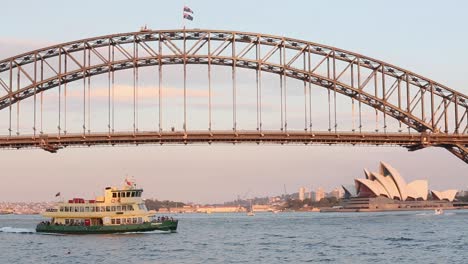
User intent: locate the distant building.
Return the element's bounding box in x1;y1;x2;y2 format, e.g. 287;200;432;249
252;205;273;212
309;191;316;201
196;206;245;213
329;188;344;199
315;187;325;202
299;187;306;201
269;196;282;203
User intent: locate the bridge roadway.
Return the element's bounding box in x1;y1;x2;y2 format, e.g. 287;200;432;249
0;131;466;155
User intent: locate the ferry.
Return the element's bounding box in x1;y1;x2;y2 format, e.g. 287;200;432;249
36;179;178;234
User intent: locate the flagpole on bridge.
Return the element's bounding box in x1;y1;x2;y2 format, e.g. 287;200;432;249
182;3;185;30
182;5;194;134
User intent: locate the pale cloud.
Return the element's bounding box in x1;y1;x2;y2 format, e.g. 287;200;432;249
46;84;212;101
0;37;53;59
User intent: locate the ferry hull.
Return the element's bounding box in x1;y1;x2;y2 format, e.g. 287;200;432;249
36;221;178;234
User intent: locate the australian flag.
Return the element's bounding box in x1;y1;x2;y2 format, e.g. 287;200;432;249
183;13;194;21
184;6;194;14
183;6;194;21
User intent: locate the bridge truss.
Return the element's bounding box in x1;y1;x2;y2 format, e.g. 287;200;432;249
0;29;466;162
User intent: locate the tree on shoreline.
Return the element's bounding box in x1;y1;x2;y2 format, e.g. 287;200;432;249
144;199;186;211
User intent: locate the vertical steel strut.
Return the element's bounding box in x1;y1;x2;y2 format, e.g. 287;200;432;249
183;29;187;132
208;32;212;131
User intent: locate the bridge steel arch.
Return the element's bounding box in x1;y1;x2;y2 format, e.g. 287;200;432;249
0;29;466;162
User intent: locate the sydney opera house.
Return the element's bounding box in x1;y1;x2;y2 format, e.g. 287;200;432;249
328;162;459;212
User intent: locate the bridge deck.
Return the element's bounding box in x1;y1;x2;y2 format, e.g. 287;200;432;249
0;131;466;149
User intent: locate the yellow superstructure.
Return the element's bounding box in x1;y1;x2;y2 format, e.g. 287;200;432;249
43;180;156;226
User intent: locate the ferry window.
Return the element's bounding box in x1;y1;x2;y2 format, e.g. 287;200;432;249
112;193;117;198
133;218;137;224
131;192;135;197
91;207;95;212
111;219;115;224
80;207;84;212
122;192;126;198
65;219;70;225
116;206;121;211
116;219;121;224
122;218;126;224
106;206;110;212
111;206;116;211
130;205;134;211
127;192;131;197
117;192;121;198
85;207;89;212
121;205;126;211
127;218;131;223
138;217;142;223
74;207;79;212
101;206;105;212
60;207;64;212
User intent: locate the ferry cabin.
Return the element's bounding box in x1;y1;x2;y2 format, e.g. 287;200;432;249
43;186;154;226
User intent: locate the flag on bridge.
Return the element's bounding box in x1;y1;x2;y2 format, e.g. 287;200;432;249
183;13;194;21
183;6;194;21
184;6;194;14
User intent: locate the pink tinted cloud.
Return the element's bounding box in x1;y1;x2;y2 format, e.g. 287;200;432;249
0;38;53;59
63;84;211;101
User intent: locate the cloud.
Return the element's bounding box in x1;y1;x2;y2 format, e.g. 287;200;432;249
0;37;53;59
46;84;212;102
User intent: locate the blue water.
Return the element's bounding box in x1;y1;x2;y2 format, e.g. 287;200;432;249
1;211;467;263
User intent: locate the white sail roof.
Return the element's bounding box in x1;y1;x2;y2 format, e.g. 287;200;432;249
406;180;428;200
352;162;457;202
380;162;408;200
363;169;371;180
431;190;458;202
371;172;402;200
355;178;388;198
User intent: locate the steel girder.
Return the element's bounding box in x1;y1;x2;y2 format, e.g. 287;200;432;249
0;131;465;150
0;29;467;162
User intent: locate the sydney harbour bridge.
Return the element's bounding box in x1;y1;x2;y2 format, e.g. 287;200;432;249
0;29;466;163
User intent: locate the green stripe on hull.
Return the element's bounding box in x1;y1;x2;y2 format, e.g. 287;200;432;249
36;221;178;234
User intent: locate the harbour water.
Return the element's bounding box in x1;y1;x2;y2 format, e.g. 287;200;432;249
1;211;467;263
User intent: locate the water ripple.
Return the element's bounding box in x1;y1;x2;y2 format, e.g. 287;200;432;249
1;211;468;263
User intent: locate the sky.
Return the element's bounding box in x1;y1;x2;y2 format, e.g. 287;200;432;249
1;0;467;203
